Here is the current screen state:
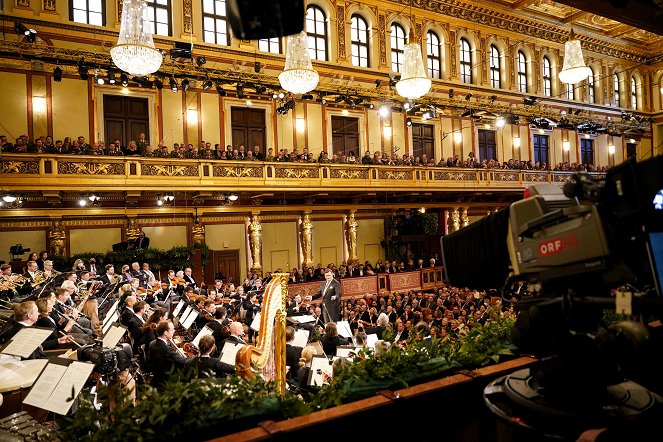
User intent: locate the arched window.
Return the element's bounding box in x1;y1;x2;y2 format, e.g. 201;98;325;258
614;73;620;107
70;0;105;26
391;23;406;72
146;1;172;36
587;69;595;104
203;0;229;45
427;31;442;80
258;38;281;54
631;77;638;110
490;45;501;89
306;5;327;61
542;56;552;97
459;38;472;84
350;15;369;68
517;51;527;93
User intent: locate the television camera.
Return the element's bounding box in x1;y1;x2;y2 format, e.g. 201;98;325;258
442;155;663;439
9;244;30;260
77;339;133;376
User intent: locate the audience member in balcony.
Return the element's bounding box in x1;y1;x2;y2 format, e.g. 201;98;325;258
252;145;263;160
105;143;124;156
122;140;139;156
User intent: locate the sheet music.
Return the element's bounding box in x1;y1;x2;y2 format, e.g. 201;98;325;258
172;301;186;318
292;315;316;324
102;300;119;328
101;311;119;335
250;312;261;332
219;342;244;366
1;327;55;359
178;305;192;322
102;324;127;348
24;361;95;415
366;333;379;350
335;320;353;339
191;325;213;348
181;310;198;330
335;347;357;359
308;356;333;386
292;329;309;348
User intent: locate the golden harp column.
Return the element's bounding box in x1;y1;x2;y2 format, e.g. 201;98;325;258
274;273;288;395
248;213;263;276
300;213;314;268
460;207;470;228
49;220;66;257
448;207;461;232
346;210;359;265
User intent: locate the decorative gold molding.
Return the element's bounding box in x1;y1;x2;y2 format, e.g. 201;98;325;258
42;0;55;12
378;14;387;67
2;160;39;174
57;162;125;175
213;165;263;178
141;164;199;176
182;0;193;35
337;4;346;60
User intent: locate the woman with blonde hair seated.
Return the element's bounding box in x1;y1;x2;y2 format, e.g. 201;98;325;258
296;346;318;388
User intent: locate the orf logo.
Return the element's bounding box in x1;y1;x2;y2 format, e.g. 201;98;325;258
539;235;577;257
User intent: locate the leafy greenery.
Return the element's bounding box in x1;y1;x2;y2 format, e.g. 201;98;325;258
51;243;210;272
602;309;628;327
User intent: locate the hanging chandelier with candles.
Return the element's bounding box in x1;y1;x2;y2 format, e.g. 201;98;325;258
110;0;162;76
558;30;591;85
395;2;431;100
279;31;319;94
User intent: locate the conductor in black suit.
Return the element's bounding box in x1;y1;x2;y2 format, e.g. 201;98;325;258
306;268;341;323
148;320;192;387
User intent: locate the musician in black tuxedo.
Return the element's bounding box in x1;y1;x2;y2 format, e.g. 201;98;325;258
306;268;341;323
192;335;234;378
206;307;231;354
285;326;303;379
126;301;147;352
224;321;248;345
148;321;192;387
182;267;197;289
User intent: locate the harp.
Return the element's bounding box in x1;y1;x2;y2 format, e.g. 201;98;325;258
236;273;288;394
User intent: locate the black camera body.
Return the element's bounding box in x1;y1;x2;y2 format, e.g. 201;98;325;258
78;340;132;375
9;244;30;256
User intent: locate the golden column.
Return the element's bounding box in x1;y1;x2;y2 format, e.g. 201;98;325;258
460;207;470;228
448;207;461;232
48;220;66;257
248;213;263;276
192;221;205;245
300;212;314;268
126;217;140;241
346;211;359;265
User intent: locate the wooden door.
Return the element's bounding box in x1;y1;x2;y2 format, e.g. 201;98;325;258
103;95;149;145
208;250;241;286
230;107;265;148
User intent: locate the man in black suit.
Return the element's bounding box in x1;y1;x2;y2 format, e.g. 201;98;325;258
133;231;150;250
305;268;341;323
148;321;192;387
192;335;235;378
285;326;303;379
182;267;197;290
206;307;231;354
225;321;247;345
126;301;147;352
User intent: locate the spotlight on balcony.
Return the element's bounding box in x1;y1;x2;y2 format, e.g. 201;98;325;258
181;78;190;92
196;56;206;67
77;58;89;80
120;73;129;87
108;70;116;85
53;66;63;82
14;20;37;43
227;194;239;201
216;83;226;96
170;77;178;93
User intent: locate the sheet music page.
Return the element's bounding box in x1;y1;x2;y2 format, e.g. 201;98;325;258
173;301;186;318
335;320;353;339
22;363;67;409
366;333;379;350
250;312;261;332
335;347;357;358
181;310;198;330
1;327;55;359
102;300;119;328
102;324;127;348
292;329;309;348
101;312;119;335
179;305;193;323
42;361;95;415
293;315;316;323
191;325;213;348
219;342;244;366
308;356;333;386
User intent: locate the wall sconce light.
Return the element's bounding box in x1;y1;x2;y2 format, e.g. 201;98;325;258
513;136;521;148
187;109;198;124
296;117;306;132
383;126;392;138
608;144;615;155
563;141;571;152
453;132;463;144
32;96;47;113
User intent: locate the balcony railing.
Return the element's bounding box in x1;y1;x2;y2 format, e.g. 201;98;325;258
0;154;603;193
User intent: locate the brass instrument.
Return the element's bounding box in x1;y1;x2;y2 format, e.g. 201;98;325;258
31;270;47;286
110;274;122;284
0;273;29;291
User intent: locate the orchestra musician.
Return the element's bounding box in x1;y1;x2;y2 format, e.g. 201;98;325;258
132;230;150;250
320;322;349;356
206;306;231;355
130;262;147;287
195;298;217;330
120;295;137;326
36;250;48;271
148;320;193;388
120;265;133;282
142;308;168;351
35;295;85;348
182;267;197;290
87;258;99;276
42;260;60;281
225;321;248;345
192;335;235;379
141;263;155;281
126;300;147;352
59;280;94;332
306;268;342;323
285;326;303;380
23;260;41;284
100;264;121;285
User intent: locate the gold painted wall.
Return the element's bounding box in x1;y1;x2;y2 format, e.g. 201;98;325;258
0;230;46;262
306;103;323;157
357;218;385;264
161;89;184;147
311;220;343;267
141;225;187;250
200;92;220;146
69;227;121;255
205;223;248;279
52;78;89;142
261;221;297;272
0;71;28;138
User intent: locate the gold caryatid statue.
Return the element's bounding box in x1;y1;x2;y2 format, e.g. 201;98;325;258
460;207;470;228
346;211;359;265
191;222;205;245
448;207;461;232
300;214;313;267
248;213;263;276
49;220;66;257
126;217;140;241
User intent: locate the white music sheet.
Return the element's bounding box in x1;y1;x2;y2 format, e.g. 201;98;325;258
102;324;127;348
23;361;95;415
172;301;186;318
250;312;261;332
335;347;357;359
292;329;309;348
102;300;119;328
178;305;193;323
335;320;353;339
191;325;213;348
181;310;198;330
292;315;316;324
366;333;379;350
219;341;244;366
308;355;333;386
1;327;55;359
101;311;119;335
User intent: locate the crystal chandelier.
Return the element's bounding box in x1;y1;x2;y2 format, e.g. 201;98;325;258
110;0;162;76
279;32;319;94
395;3;431;100
558;30;591;85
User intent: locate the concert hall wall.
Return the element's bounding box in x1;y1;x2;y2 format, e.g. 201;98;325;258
141;225;188;251
69;227;122;255
205;223;248;277
0;230;46;262
262;222;298;272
